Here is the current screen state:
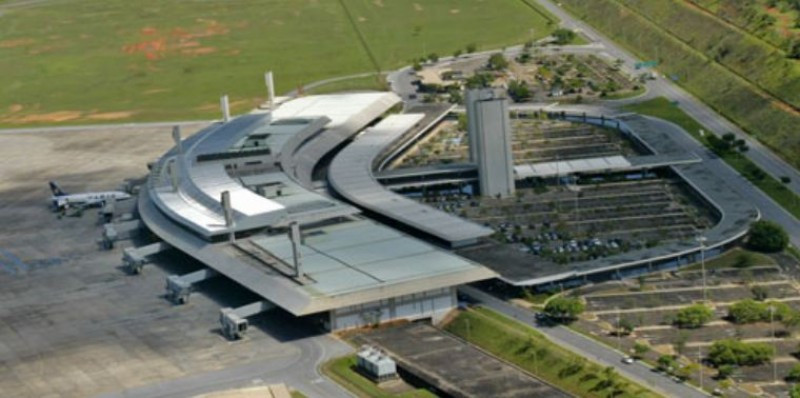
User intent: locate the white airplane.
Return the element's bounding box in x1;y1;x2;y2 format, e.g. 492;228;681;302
49;181;132;211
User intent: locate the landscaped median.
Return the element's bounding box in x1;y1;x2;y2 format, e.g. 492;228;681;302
625;97;800;220
321;355;436;398
444;307;662;398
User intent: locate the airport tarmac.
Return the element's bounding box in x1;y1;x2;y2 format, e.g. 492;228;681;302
0;125;351;398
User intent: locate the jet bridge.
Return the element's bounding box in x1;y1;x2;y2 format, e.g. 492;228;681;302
219;300;275;340
122;241;170;274
165;268;219;304
100;219;143;249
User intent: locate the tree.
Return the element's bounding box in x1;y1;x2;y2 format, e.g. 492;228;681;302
453;49;463;58
708;339;773;367
748;220;789;252
633;343;650;359
657;355;676;373
487;53;509;71
792;384;800;398
427;53;439;63
552;28;576;45
782;176;792;185
507;80;531;102
729;299;767;323
465;72;493;89
465;43;477;54
722;132;736;143
543;296;585;322
618;318;635;336
788;363;800;382
674;304;714;329
676;363;699;380
412;60;422;71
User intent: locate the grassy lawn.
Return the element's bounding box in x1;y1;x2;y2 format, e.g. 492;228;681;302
625;97;800;220
558;0;800;170
788;245;800;262
682;247;776;271
444;307;661;398
0;0;557;127
321;355;437;398
290;391;307;398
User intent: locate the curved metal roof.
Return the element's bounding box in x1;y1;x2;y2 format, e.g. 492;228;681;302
328;114;494;247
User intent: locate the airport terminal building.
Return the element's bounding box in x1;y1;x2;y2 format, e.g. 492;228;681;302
137;92;495;333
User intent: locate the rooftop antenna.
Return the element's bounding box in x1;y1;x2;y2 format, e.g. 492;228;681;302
220;94;230;122
265;71;275;109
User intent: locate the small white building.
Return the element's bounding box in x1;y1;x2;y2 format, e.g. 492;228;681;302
357;345;397;382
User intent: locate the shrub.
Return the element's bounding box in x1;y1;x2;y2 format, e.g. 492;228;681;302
487;53;509;71
717;364;734;379
788;363;800;382
674;304;714;328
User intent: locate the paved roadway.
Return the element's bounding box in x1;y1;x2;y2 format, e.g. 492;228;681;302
458;285;709;398
531;0;800;197
96;335;353;398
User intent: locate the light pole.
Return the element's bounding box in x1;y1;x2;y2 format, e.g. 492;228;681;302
698;345;703;391
770;305;777;384
696;236;708;302
616;306;622;353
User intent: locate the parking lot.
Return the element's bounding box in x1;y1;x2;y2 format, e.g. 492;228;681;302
353;322;569;398
570;258;800;394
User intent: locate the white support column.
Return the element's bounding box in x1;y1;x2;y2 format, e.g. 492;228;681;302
172;125;183;155
221;191;235;242
265;71;275;109
220;94;230;122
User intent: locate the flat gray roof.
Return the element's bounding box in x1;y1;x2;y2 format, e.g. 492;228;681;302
328;114;494;248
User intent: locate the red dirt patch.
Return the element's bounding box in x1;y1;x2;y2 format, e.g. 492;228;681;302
123;20;229;60
181;47;216;55
86;111;136;121
2;111;82;124
0;38;35;48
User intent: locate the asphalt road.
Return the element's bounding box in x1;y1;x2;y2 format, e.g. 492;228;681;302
96;335;353;398
458;285;709;398
531;0;800;197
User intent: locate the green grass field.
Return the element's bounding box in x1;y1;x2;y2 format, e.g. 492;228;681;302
558;0;800;170
444;308;661;398
0;0;556;126
625;97;800;219
688;0;800;51
682;247;776;271
322;355;437;398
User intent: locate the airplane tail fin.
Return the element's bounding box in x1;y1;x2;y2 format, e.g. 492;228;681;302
49;181;67;196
